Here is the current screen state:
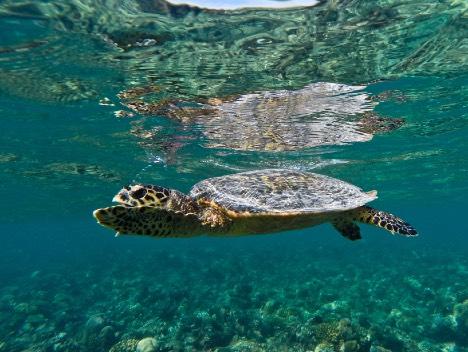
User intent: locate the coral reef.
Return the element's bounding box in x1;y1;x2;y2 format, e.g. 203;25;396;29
0;242;467;352
136;337;159;352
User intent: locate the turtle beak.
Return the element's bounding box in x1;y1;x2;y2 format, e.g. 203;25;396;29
93;208;110;225
93;206;130;237
93;207;121;228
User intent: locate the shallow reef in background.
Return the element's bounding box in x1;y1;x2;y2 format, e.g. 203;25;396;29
1;241;467;352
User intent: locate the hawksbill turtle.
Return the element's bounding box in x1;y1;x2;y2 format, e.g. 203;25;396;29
117;82;403;152
93;169;417;240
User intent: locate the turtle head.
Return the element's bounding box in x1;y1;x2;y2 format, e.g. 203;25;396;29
112;184;173;208
93;184;203;237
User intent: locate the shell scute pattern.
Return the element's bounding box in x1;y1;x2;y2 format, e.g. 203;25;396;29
190;169;377;215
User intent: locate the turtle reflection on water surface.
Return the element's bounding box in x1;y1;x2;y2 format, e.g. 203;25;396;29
94;169;417;240
117;82;403;152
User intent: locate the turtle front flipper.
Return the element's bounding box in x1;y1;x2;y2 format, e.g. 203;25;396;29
349;206;418;236
93;206;204;238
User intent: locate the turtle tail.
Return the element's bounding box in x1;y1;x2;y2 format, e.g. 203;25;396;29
349;205;418;236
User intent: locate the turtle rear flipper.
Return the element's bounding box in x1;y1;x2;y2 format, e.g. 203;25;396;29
332;220;362;241
93;206;203;238
350;206;418;236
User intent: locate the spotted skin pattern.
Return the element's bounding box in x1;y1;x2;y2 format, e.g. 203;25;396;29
113;184;171;207
93;206;206;238
113;184;201;215
348;206;418;236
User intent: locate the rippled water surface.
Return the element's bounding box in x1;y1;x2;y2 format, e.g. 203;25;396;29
0;1;467;351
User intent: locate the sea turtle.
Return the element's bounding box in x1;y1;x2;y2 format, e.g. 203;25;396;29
93;169;417;240
117;82;403;152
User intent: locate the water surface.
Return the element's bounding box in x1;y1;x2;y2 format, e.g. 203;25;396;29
0;1;467;351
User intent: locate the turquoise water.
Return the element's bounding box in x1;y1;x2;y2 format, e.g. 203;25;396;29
0;0;467;351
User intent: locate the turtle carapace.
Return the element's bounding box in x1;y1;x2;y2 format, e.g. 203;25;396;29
93;169;417;240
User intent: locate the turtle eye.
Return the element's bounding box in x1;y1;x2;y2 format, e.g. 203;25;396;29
131;187;147;199
119;193;129;201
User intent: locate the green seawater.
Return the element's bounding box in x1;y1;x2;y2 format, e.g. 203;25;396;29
0;1;467;351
